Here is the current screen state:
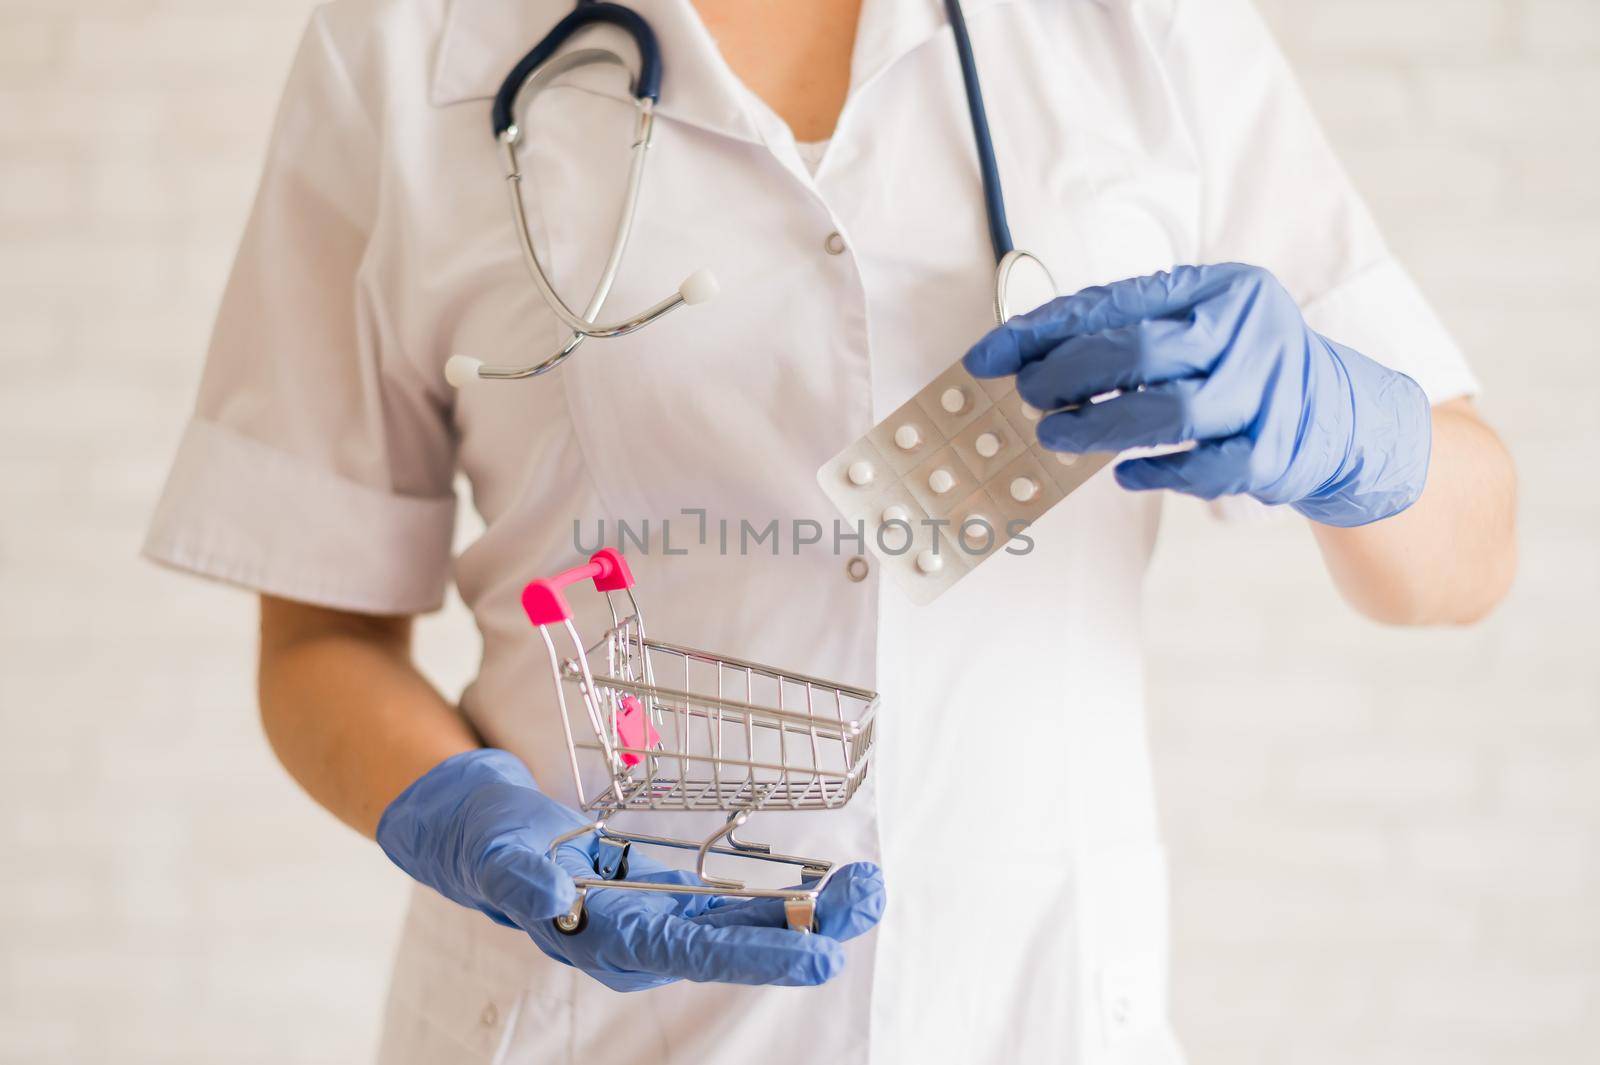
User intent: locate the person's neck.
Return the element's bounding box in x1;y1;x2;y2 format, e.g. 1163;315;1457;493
691;0;863;142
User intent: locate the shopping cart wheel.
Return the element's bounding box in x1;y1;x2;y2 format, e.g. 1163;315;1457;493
553;896;588;936
596;838;630;881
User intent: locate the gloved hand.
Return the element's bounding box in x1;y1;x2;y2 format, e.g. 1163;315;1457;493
377;748;885;992
531;844;885;993
963;263;1432;526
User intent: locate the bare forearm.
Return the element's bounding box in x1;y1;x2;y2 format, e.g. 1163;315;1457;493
1312;399;1516;626
257;596;480;838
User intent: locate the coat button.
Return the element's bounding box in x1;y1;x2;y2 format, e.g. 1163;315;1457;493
845;556;870;582
823;231;846;255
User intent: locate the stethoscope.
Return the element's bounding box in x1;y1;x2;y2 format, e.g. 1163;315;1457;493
445;0;1057;389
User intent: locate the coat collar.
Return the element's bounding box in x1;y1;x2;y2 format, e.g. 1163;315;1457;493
430;0;1021;146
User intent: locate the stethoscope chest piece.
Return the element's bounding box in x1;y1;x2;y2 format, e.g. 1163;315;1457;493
994;249;1058;324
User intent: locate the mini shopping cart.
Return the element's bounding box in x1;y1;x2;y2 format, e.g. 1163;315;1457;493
522;548;879;933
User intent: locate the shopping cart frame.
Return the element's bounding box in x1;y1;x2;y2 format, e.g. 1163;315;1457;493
523;548;879;933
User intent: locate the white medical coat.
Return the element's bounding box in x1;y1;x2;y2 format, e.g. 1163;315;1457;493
145;0;1478;1061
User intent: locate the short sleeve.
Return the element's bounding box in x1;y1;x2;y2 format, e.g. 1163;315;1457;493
1160;0;1479;405
143;10;457;615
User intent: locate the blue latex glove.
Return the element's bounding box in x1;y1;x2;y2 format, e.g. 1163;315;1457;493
532;844;885;992
377;748;885;992
963;263;1431;526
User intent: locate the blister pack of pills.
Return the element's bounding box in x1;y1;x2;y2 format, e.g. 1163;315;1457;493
816;359;1114;606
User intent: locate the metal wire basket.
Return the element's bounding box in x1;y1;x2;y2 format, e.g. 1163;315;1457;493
524;549;879;931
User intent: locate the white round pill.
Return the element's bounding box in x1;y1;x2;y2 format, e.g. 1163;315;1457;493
975;431;1001;458
881;503;911;525
1010;476;1039;502
893;424;921;451
1020;402;1044;422
961;514;996;551
1056;452;1079;467
847;460;875;487
928;468;956;495
940;387;966;414
915;549;944;574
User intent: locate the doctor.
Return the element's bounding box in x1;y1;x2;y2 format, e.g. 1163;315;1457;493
146;0;1516;1061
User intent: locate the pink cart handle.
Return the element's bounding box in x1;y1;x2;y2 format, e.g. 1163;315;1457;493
521;548;636;627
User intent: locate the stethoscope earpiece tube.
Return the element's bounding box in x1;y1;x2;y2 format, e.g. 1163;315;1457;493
491;2;663;137
455;6;711;388
456;0;1031;390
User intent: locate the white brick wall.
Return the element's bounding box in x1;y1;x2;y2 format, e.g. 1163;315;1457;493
1155;5;1600;1064
0;2;1594;1063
